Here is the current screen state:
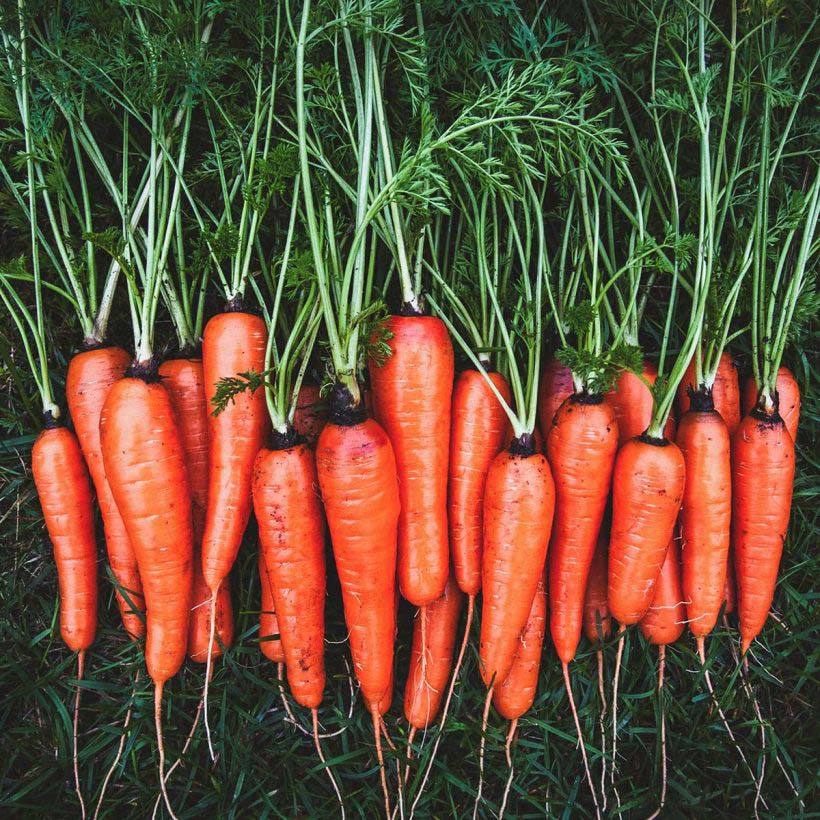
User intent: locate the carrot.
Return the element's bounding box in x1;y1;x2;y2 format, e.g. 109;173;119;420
492;573;546;721
606;362;675;446
583;533;612;646
66;345;144;638
293;381;328;447
724;551;737;616
252;438;326;710
480;439;555;688
258;552;285;664
369;314;454;607
741;366;800;444
448;368;512;597
732;405;795;654
678;351;740;436
677;391;732;639
159;357;234;663
537;357;574;442
201;310;269;593
608;436;686;625
547;394;618;665
639;535;685;647
315;390;400;709
404;575;464;731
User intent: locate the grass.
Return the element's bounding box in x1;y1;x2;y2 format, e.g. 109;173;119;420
0;327;818;818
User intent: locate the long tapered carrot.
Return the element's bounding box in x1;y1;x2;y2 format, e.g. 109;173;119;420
480;440;555;687
201;310;269;592
732;405;795;654
537;357;574;442
608;437;686;625
677;392;731;639
639;536;686;647
678;352;740;436
369;315;454;607
742;367;800;444
315;391;400;710
159;357;233;663
259;552;285;664
253;438;326;709
66;345;144;638
404;574;464;730
606;361;674;446
547;395;618;664
448;369;512;597
583;533;612;646
293;382;328;448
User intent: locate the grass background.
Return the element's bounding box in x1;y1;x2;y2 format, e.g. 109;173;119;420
0;306;817;818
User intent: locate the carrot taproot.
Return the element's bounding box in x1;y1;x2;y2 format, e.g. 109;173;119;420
369;315;454;607
480;439;555;688
448;369;512;597
259;551;285;664
293;382;328;447
608;436;686;625
606;361;675;446
639;535;685;647
583;533;612;646
678;352;740;436
315;391;400;710
547;394;618;665
537;357;574;441
404;575;464;730
253;438;326;710
677;392;731;639
492;573;546;721
742;367;800;444
732;406;795;654
66;345;144;638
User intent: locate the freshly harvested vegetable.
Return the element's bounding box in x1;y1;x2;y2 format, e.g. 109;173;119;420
537;358;574;441
259;552;285;664
742;367;800;444
583;535;612;646
606;362;675;445
678;352;741;436
293;382;328;447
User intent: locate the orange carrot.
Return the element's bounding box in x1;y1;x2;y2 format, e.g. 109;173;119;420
608;437;686;625
66;345;144;638
253;438;326;709
448;369;512;597
369;315;454;606
480;440;555;687
678;352;740;436
315;390;400;711
741;367;800;444
537;357;574;442
677;392;731;639
639;536;686;646
583;534;612;645
293;382;328;447
259;552;285;664
547;395;618;664
607;361;675;445
732;406;795;654
492;573;547;721
724;551;737;616
404;575;464;729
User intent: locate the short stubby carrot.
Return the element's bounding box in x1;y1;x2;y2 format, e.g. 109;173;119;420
369;315;454;606
66;345;143;638
32;423;98;652
732;407;795;654
639;535;685;646
253;439;327;710
583;533;611;645
608;436;686;625
742;367;800;444
448;369;512;596
259;551;285;664
316;390;400;711
677;394;731;638
293;382;328;447
493;573;547;720
100;372;194;684
537;357;574;443
480;441;555;687
547;395;618;664
678;352;740;436
607;361;674;445
201;311;269;593
404;575;464;729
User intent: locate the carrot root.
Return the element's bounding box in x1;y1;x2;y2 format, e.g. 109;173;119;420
154;682;178;820
473;686;493;820
372;706;392;819
73;651;87;820
563;662;601;817
202;590;218;761
610;624;625;813
404;726;417;787
312;708;345;818
499;718;517;820
596;649;607;812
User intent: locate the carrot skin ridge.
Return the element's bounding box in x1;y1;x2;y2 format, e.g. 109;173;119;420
201;312;269;592
100;376;194;684
548;395;619;663
480;449;555;686
253;443;327;709
448;369;512;596
316;417;400;709
369;315;454;606
66;346;144;638
608;436;686;625
32;426;98;651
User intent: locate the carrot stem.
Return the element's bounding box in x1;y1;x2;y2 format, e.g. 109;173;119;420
312;708;345;817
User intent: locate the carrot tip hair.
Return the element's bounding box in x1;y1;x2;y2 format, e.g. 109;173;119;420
563;662;601;817
154;682;179;820
73;651;87;820
472;686;494;820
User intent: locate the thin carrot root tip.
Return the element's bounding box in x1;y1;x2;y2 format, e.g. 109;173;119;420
499;719;517;820
563;663;601;817
472;687;493;820
202;592;218;762
372;707;392;819
312;709;345;817
73;651;87;820
154;683;178;820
